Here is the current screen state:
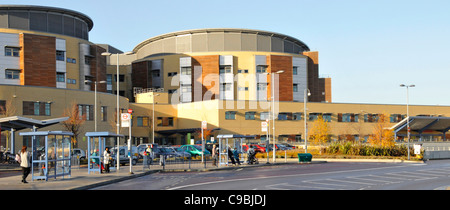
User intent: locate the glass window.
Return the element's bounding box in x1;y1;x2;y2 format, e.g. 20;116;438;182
181;67;191;75
293;67;298;75
293;112;302;120
256;65;267;73
56;51;65;61
293;84;298;92
225;111;236;120
56;72;65;82
5;47;20;57
219;65;232;74
260;112;269;121
5;69;20;79
245;112;256;120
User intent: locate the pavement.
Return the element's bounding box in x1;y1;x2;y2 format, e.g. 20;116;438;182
0;158;428;190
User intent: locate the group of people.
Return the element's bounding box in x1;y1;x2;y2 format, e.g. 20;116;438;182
92;148;112;173
211;144;242;166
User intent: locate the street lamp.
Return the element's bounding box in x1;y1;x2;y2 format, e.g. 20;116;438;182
84;80;106;132
102;51;134;170
269;70;284;163
400;84;415;160
304;89;311;153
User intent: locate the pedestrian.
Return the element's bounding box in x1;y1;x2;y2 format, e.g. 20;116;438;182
233;147;241;165
19;146;31;183
103;147;111;173
212;144;217;166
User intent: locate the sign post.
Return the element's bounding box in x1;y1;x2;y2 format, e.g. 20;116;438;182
121;112;133;174
262;121;269;163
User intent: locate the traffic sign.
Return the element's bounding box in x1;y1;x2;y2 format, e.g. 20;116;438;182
128;109;133;114
202;121;207;129
261;122;268;132
121;113;131;127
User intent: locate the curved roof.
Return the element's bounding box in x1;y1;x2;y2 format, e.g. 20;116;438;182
0;5;93;31
133;28;310;53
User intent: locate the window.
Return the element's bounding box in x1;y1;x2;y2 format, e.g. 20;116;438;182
322;114;332;122
114;74;125;82
293;67;298;75
181;85;191;93
278;112;292;121
67;78;76;84
66;58;76;63
219;65;232;74
101;106;107;121
168;72;177;77
56;72;65;82
364;114;379;123
293;112;302;120
23;101;51;116
293;84;298;92
5;69;20;79
225;111;236;120
238;69;248;73
181;67;192;75
5;47;20;57
260;112;269;121
256;65;267;73
106;74;112;85
390;114;404;123
157;117;174;127
257;83;267;91
220;83;232;91
84;56;91;65
245;112;256;120
168;89;177;94
151;70;160;77
77;104;93;121
56;51;65;61
137;116;149;127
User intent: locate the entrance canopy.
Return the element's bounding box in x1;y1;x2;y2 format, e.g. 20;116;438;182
390;116;450;140
0;116;68;130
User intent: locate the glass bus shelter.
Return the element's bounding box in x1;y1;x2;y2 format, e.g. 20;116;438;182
85;132;124;174
19;131;73;181
216;134;255;167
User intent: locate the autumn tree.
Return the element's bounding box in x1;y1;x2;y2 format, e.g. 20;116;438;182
0;99;17;151
368;113;395;147
61;102;85;148
309;115;331;146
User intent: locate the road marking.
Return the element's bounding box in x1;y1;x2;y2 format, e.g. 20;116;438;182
166;164;408;190
347;176;396;183
326;178;377;186
303;179;347;187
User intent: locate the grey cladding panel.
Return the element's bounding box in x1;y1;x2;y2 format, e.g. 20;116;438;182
8;11;29;30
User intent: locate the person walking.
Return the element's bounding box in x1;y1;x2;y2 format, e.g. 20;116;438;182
212;144;218;166
19;146;31;183
233;147;241;165
103;147;111;173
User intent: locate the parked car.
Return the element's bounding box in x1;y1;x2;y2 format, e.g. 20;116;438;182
249;144;266;153
72;148;86;160
180;145;211;157
111;146;138;166
170;147;191;158
280;143;296;149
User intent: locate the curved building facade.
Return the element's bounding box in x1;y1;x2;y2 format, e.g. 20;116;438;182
130;28;330;103
0;5;107;92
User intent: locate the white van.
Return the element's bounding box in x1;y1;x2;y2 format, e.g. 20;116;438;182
111;146;138;166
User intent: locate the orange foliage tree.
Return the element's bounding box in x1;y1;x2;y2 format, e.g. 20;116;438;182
368;113;395;147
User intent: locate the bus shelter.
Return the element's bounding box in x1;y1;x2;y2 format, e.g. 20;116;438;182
216;134;255;167
85;132;124;174
19;131;73;181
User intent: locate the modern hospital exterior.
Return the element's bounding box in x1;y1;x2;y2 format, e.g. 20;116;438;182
1;5;450;152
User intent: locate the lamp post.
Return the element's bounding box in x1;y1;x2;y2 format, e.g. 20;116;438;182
400;84;415;160
102;51;134;170
304;89;311;153
270;70;284;163
84;80;106;132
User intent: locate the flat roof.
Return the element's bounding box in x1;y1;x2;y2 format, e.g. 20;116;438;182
85;131;125;137
0;116;69;131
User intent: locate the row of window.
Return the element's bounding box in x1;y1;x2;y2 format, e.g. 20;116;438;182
224;111;407;123
136;116;174;127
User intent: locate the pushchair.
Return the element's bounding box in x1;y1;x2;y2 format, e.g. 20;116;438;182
247;148;259;164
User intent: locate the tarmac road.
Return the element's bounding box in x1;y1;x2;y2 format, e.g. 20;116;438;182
93;159;450;190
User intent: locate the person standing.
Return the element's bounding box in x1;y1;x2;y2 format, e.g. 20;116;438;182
103;147;111;173
19;146;31;183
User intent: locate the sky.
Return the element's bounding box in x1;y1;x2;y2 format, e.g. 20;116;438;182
5;0;450;106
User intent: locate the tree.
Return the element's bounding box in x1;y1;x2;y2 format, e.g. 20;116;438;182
61;102;85;148
368;113;395;147
309;115;331;146
0;99;17;151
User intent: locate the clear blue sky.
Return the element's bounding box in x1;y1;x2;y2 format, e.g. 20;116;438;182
6;0;450;106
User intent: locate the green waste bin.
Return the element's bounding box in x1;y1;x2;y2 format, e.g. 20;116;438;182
298;153;312;162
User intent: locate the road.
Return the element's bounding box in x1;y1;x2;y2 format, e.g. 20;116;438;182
93;159;450;190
